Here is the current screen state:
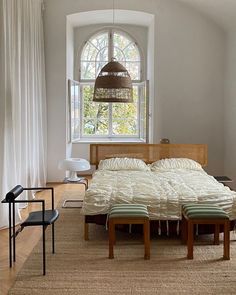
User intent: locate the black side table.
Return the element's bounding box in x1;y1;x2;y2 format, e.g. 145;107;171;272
214;176;233;187
62;177;88;208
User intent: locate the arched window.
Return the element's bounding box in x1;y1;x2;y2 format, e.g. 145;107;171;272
80;30;141;81
70;29;148;142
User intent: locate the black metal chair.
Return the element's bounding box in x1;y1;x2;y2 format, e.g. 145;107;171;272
1;185;59;275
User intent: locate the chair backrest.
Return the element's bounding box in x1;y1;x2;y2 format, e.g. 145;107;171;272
5;185;24;202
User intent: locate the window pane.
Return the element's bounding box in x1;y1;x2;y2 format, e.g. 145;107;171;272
139;81;148;142
124;62;140;80
132;85;138;103
81;60;109;79
81;61;95;79
83;118;108;135
113;47;125;62
82;85;109;136
95;61;108;78
113;32;131;50
112;118;138;135
81;42;98;62
70;80;80;141
83;119;96;135
91;33;109;50
112;103;137;120
96;47;108;62
113;32;141;80
112;101;138;135
73;118;80;139
123;43;140;61
81;33;109;79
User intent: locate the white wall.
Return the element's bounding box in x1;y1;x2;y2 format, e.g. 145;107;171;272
44;2;67;181
147;18;156;143
66;19;74;160
224;31;236;187
44;0;225;181
156;0;225;175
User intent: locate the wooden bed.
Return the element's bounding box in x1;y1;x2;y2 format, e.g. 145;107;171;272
90;143;208;169
84;143;211;240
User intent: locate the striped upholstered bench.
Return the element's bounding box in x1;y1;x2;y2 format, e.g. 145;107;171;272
181;204;230;260
108;204;150;259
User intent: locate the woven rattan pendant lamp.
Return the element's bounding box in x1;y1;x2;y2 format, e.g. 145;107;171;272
93;60;133;103
93;1;133;103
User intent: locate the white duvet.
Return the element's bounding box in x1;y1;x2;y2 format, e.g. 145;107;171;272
81;169;236;220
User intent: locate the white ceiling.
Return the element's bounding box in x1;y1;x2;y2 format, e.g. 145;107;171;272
68;1;236;31
177;0;236;31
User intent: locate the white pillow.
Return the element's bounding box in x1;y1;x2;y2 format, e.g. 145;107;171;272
98;157;149;171
150;158;203;171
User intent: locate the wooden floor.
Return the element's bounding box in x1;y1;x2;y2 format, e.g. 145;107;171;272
0;183;86;295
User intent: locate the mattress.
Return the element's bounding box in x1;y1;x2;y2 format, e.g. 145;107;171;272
81;169;236;220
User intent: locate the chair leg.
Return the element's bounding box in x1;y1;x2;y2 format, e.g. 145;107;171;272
109;220;115;259
43;225;46;275
9;226;12;268
9;203;12;268
223;220;230;260
52;223;55;254
214;224;220;245
13;202;16;262
187;221;193;259
144;220;150;260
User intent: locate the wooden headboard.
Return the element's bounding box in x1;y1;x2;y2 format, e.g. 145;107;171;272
90;144;208;168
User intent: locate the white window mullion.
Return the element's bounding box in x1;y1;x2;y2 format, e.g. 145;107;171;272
80;84;84;138
69;79;81;142
138;80;149;143
109;103;113;137
108;30;113;137
138;85;141;139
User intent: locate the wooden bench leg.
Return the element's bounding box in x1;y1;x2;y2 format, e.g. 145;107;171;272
143;219;150;260
109;220;115;259
187;220;193;259
223;220;230;260
214;224;220;245
181;215;187;244
84;221;89;241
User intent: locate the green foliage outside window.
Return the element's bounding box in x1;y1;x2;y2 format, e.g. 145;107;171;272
82;85;138;136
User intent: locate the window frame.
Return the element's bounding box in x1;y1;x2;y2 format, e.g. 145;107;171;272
73;27;147;143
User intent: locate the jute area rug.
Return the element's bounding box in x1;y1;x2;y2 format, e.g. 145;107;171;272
9;199;236;295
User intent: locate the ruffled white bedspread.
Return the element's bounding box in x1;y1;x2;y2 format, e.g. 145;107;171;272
81;169;236;220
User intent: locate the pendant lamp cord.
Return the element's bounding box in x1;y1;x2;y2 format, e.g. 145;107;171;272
111;0;115;61
113;0;115;26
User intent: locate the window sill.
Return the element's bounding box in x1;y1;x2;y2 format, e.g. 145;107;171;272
72;138;146;144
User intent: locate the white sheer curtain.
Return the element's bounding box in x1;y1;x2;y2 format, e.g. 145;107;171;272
0;0;47;228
